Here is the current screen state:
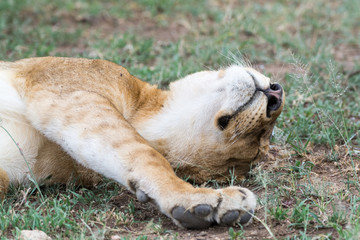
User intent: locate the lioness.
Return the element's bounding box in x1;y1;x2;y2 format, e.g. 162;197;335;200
0;57;284;229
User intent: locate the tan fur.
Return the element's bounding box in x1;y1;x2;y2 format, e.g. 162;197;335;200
0;57;284;228
0;168;9;199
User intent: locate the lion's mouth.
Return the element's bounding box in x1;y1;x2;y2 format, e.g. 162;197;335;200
224;83;283;123
231;82;283;116
233;91;260;116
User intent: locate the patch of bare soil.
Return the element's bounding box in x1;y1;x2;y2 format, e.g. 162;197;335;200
334;43;360;72
52;8;190;43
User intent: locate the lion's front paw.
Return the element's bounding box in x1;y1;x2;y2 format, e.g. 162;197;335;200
215;186;256;226
149;186;256;229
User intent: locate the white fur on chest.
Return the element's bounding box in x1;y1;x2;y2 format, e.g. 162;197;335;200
136;71;225;165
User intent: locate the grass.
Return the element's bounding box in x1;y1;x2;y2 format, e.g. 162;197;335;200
0;0;359;239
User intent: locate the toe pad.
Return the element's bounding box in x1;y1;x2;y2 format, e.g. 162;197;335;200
239;209;254;225
221;210;240;225
136;189;150;203
172;206;213;229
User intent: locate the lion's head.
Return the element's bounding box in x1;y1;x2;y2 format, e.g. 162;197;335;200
139;65;285;182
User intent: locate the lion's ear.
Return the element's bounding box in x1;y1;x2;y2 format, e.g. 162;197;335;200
215;114;232;131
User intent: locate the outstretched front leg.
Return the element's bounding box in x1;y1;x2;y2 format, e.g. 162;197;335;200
26;90;256;228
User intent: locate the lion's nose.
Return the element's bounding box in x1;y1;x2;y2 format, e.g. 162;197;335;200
264;83;283;117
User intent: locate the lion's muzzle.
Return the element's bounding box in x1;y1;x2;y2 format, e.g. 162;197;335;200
259;83;283;117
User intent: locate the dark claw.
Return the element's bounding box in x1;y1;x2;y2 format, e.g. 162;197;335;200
221;210;240;225
239;209;254;225
194;204;212;217
136;189;149;203
172;206;212;229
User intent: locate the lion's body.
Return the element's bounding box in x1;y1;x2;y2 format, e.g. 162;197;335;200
0;57;284;228
0;57;165;186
